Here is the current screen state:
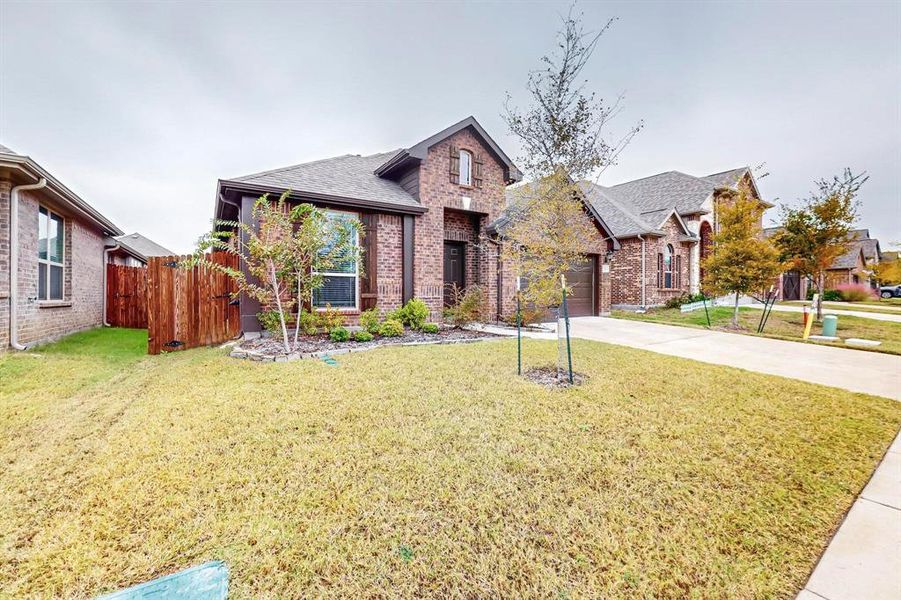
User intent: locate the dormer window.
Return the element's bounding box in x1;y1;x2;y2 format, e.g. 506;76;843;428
459;150;472;186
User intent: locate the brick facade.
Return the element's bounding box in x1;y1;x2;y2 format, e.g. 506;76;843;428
1;184;106;350
375;213;403;311
414;128;508;321
610;215;693;307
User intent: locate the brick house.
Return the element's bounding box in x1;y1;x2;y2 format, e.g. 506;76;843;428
217;117;530;332
579;167;770;308
763;228;882;300
1;143;128;350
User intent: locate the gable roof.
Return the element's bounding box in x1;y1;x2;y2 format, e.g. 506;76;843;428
374;116;522;183
831;242;867;270
114;232;174;259
223;151;422;212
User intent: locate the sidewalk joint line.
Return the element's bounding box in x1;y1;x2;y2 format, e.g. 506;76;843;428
858;496;901;512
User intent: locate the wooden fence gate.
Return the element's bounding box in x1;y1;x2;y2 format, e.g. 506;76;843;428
106;264;148;328
146;252;241;355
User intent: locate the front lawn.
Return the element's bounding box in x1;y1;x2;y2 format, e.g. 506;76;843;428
613;306;901;355
1;328;899;598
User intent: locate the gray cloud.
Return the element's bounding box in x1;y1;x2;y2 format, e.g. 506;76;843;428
2;0;898;252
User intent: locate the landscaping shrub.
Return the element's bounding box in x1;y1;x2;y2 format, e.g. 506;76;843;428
298;310;318;335
378;319;404;337
329;326;349;342
835;283;877;302
352;330;374;342
257;310;283;334
420;323;439;334
443;285;485;327
808;288;842;302
318;304;345;330
359;308;381;334
503;306;546;326
398;298;429;330
663;292;709;309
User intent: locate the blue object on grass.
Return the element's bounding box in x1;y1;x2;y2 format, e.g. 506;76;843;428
96;561;228;600
321;354;338;366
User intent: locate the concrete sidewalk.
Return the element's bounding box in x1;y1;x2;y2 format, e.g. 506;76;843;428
797;431;901;600
479;317;900;400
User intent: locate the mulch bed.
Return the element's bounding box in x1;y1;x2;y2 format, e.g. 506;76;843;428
523;366;588;389
230;327;501;362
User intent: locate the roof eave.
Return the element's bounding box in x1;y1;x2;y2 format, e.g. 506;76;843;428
0;154;123;236
217;179;428;216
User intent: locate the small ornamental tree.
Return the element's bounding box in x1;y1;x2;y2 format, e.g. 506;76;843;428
193;191;361;353
702;185;782;327
773;169;866;320
502;6;641;310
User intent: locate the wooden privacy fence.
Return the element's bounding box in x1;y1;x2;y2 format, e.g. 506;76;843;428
146;252;241;355
106;263;148;328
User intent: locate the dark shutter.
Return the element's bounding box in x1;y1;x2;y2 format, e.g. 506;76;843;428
657;253;663;288
360;213;378;310
449;145;460;184
473;153;484;188
675;255;682;288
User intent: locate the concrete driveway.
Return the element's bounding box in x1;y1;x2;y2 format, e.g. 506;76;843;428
482;317;900;400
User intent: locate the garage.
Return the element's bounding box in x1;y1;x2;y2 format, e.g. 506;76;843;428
562;255;597;317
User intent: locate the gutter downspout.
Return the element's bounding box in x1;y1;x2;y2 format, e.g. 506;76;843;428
10;178;48;350
637;234;646;309
102;245;120;326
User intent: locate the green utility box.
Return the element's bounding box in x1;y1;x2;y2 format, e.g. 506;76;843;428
822;315;838;337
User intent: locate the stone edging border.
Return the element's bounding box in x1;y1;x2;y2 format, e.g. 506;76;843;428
229;336;500;363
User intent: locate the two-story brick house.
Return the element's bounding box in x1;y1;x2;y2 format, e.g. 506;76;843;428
1;144;126;350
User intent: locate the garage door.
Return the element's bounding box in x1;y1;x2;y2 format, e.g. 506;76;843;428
563;256;596;317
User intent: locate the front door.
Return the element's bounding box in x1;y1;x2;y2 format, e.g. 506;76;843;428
443;242;465;307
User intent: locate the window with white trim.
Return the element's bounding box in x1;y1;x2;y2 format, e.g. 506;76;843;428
38;207;65;301
312;210;359;309
459;149;472;186
663;244;674;289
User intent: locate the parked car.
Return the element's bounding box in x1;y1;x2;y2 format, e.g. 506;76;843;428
879;284;901;298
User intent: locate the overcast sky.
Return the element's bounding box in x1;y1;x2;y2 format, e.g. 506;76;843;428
1;0;898;253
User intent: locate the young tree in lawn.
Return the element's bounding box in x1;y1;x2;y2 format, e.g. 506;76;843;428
773;169;866;320
287;204;361;346
502;6;641;310
702;185;782;327
194;192;296;352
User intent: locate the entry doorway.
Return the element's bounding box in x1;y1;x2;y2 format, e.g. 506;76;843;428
783;270;801;301
443;241;465;306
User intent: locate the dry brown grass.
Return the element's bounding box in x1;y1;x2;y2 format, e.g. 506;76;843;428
1;328;899;598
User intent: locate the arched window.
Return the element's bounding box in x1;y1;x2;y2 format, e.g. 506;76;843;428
459;150;472;186
663;244;674;288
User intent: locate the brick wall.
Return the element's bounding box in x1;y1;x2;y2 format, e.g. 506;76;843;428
5;188;105;349
415;128;508;321
610;215;693;307
375;213;403;313
0;180;10;349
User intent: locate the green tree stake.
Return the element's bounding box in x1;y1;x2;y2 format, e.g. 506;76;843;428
702;294;711;327
562;280;573;384
516;292;522;376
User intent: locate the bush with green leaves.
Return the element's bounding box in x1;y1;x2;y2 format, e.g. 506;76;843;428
257;310;283;335
808;288;841;302
397;298;429;329
329;326;349;342
378;319;404;337
359;308;381;334
297;310;318;336
420;323;439;334
352;330;374;342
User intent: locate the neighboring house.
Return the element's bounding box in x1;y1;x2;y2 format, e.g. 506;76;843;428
108;232;174;267
580;167;769;308
215;116;529;332
764;227;882;299
1;143;125;350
